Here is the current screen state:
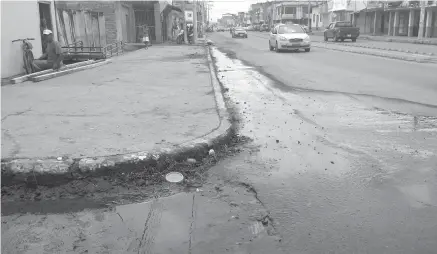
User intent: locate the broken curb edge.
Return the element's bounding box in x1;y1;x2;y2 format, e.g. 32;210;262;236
1;46;236;187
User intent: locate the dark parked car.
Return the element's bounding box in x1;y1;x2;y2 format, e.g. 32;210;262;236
324;21;360;42
259;24;270;32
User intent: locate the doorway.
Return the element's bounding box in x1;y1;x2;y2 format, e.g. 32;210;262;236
39;2;53;53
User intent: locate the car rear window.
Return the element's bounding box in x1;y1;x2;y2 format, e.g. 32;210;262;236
335;22;353;27
278;25;305;34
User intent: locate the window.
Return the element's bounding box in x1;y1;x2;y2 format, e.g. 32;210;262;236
278;24;305;34
302;6;308;14
313;14;315;22
335;22;352;27
284;7;296;14
320;15;322;22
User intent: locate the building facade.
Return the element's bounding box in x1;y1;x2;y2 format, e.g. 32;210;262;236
273;1;316;26
311;6;325;30
1;0;58;78
1;0;175;78
316;0;437;39
354;0;437;38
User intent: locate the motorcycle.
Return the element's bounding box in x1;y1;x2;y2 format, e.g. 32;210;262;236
176;29;194;44
176;29;184;44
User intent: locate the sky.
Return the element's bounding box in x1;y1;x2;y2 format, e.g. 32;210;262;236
210;0;259;22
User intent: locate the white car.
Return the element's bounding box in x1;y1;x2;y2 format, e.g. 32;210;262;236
268;24;311;53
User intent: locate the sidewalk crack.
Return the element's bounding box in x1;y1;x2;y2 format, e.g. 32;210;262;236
188;194;196;254
1;108;32;122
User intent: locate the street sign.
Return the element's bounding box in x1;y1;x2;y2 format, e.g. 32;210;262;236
185;11;194;22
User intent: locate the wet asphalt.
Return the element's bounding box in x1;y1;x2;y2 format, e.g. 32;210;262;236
208;32;437;253
2;32;436;253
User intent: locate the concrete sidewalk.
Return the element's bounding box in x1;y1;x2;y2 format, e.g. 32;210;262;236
1;45;231;184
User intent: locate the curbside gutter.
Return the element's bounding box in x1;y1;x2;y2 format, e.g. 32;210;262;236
1;46;235;187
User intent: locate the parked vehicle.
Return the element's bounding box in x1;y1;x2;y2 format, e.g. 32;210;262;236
269;24;311;53
259;24;270;32
12;38;35;74
254;25;261;31
217;26;225;32
232;27;248;38
324;21;360;42
247;26;254;31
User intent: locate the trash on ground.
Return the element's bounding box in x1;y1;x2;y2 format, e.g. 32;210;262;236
165;172;184;183
187;158;197;164
209;149;215;156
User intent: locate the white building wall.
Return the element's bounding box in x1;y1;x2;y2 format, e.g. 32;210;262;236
1;0;57;78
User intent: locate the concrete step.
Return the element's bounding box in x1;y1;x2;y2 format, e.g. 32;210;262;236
30;59;112;82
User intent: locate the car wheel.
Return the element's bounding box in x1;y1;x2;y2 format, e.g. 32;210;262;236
324;34;328;41
275;42;281;53
305;48;310;52
351;38;357;42
341;38;345;42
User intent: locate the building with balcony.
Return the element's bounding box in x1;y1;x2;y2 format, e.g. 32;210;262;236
249;3;264;24
273;1;316;27
353;1;437;38
220;13;236;27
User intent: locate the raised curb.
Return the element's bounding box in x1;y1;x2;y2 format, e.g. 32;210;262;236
312;42;437;64
324;42;435;56
1;46;234;187
360;35;437;45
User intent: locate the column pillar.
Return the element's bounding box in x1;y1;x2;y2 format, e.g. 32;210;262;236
373;11;381;35
154;2;162;43
418;6;426;38
393;11;400;36
408;9;415;37
425;9;433;38
352;13;355;27
388;11;393;36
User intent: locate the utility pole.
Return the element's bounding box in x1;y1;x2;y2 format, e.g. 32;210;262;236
182;1;188;44
202;0;206;36
308;1;311;31
193;0;198;43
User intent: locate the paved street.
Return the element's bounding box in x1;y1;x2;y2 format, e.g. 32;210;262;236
256;31;437;55
2;30;437;254
205;32;437;253
212;31;437;109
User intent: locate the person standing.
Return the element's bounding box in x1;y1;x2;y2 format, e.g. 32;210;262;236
142;25;151;48
33;29;64;71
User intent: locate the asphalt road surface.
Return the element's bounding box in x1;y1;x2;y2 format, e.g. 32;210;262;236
208;31;437;253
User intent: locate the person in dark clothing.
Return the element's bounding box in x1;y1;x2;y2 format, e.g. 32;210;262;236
33;29;64;71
